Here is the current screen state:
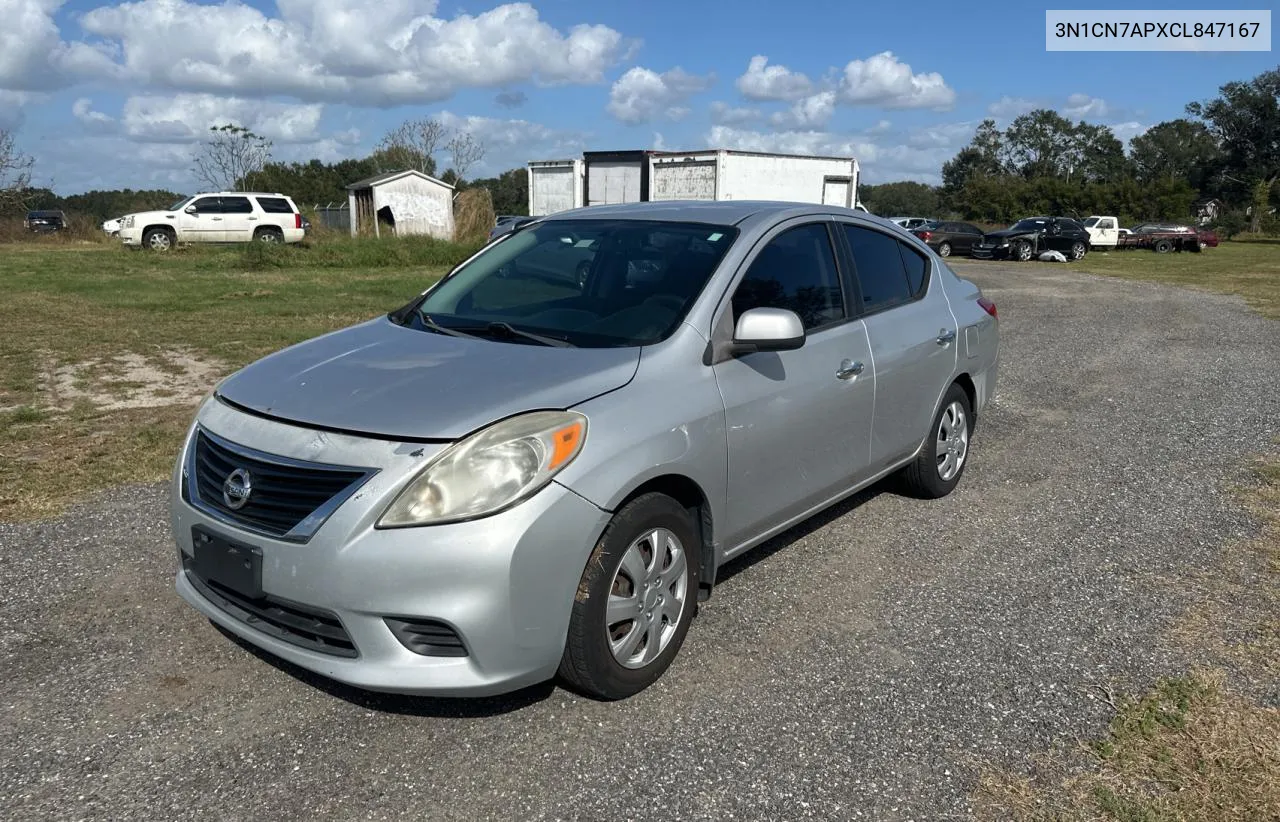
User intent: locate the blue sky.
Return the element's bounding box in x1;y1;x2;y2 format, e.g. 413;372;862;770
0;0;1273;193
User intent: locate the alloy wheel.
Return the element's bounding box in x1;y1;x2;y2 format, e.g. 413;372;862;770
936;401;969;481
605;527;688;669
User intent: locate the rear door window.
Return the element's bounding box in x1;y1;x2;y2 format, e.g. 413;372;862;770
842;224;913;314
219;197;253;214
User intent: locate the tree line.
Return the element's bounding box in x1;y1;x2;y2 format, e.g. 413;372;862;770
863;66;1279;234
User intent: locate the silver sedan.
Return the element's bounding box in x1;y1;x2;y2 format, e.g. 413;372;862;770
170;200;1000;700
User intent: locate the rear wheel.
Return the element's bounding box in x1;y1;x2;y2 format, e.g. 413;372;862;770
143;227;173;251
898;383;973;499
1154;239;1173;253
1069;240;1087;261
255;227;284;244
559;493;699;700
938;241;952;258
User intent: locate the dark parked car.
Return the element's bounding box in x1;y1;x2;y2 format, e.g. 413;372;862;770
971;216;1090;262
488;216;536;242
24;210;67;233
911;221;985;258
1122;223;1214;252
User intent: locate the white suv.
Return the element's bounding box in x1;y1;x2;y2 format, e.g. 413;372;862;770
119;192;306;251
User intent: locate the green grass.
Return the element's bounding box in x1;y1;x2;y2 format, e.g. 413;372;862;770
1074;236;1280;319
0;236;475;520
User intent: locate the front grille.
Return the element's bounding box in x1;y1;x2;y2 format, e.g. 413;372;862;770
385;617;469;657
185;563;358;658
186;427;374;542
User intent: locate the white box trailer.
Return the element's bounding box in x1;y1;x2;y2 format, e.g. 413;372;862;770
529;149;866;216
526;159;585;216
647;150;863;210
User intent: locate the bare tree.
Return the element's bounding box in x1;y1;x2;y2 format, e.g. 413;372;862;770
193;124;273;192
446;130;486;184
0;128;34;212
375;117;448;177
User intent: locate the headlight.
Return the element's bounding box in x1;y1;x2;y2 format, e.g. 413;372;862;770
377;410;587;527
124;215;134;228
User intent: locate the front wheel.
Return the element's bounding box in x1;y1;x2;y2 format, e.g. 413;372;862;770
1012;240;1033;262
559;493;700;700
938;241;952;258
898;383;973;499
143;227;173;251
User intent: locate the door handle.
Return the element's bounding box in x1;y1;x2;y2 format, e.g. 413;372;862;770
211;217;223;221
936;329;956;345
248;216;258;221
836;359;864;380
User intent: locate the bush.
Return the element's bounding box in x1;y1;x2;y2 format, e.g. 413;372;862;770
1211;210;1249;240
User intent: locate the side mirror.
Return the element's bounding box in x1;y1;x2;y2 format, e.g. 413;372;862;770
729;307;806;355
184;205;198;214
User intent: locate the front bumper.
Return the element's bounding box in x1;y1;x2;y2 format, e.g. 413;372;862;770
119;226;142;246
970;243;1009;260
171;398;613;697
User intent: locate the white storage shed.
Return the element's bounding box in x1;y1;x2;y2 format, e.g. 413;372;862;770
346;169;456;240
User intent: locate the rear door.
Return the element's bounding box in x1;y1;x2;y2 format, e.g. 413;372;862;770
217;196;255;241
955;223;983;253
837;222;958;470
713;219;875;548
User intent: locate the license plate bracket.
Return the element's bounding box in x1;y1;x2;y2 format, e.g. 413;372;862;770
192;526;263;600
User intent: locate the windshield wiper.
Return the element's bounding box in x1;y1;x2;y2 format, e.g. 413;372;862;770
419;312;484;341
450;321;575;348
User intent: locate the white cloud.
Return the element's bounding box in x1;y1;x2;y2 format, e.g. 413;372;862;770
51;0;632;105
771;91;837;129
72;97;115;130
434;110;587;175
735;55;813;101
121;94;324;143
1063;93;1109;119
836;51;955;110
988;95;1037;118
1109;121;1148;144
606;66;714;125
709;101;761;126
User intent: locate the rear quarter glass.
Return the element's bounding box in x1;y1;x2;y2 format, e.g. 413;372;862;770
255;197;295;214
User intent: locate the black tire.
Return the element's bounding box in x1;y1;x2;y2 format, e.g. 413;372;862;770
559;493;700;700
1069;240;1087;261
898;383;974;500
938;241;952;258
1012;240;1033;262
255;227;284;243
1154;239;1173;254
142;227;174;251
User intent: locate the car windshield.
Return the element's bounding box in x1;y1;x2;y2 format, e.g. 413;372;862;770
408;219;739;349
1010;219;1049;231
168;196;193;211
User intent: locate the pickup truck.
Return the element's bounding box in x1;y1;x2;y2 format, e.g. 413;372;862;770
1083;216;1207;253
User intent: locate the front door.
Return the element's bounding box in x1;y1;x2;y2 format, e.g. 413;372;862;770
179;196;223;241
713;220;875;549
838;222;958;469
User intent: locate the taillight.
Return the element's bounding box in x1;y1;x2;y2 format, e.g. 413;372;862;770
916;230;932;241
295;213;303;229
978;297;997;318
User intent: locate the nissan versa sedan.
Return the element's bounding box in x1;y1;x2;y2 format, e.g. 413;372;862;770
171;201;1000;701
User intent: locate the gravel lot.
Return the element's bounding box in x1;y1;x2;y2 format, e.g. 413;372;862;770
3;263;1278;821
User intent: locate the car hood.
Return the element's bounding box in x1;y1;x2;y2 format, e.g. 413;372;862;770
214;316;641;440
981;229;1031;241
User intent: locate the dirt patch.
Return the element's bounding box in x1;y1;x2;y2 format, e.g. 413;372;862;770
40;347;226;412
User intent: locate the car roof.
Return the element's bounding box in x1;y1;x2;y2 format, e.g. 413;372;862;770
543;199;863;226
